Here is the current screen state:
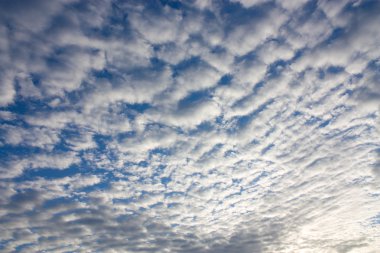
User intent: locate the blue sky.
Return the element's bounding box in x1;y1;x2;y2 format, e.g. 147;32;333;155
0;0;379;252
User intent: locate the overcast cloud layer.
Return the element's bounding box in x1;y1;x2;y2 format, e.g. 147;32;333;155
0;0;379;252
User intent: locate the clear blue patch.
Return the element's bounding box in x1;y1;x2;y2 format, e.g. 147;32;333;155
15;243;35;252
218;74;233;86
0;113;18;126
116;131;136;143
305;116;322;126
267;60;288;78
261;144;274;155
159;0;182;10
150;148;171;158
370;213;380;225
224;149;237;158
198;143;223;161
0;146;43;161
292;110;303;117
0;240;9;251
93;68;113;79
264;127;276;137
160;177;171;186
344;0;379;12
340;89;353;97
4;98;50;115
150;57;167;68
252;81;265;94
320;27;346;47
79;179;110;193
113;197;135;205
221;0;274;33
177;90;212;109
291;49;306;63
15;165;81;181
295;0;319;24
229;99;274;134
249;139;260;145
210;45;227;55
232;178;242;184
329;83;344;93
42;196;75;210
172;56;202;77
326;65;345;74
149;202;164;209
167;203;180;209
138;161;149;168
189;121;215;136
93;134;112;150
318;119;330;128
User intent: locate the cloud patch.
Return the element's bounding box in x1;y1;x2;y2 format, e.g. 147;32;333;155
0;0;379;252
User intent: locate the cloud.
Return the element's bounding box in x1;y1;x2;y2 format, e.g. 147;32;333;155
0;71;16;106
1;125;59;149
0;0;379;252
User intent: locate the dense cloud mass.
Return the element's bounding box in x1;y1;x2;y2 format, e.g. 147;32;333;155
0;0;379;252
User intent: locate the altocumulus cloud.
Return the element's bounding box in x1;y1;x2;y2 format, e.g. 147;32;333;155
0;0;379;252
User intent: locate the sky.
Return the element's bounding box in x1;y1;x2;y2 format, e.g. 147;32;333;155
0;0;379;252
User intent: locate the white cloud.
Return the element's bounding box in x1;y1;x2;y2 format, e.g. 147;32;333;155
231;0;270;8
0;1;379;252
0;71;16;106
224;7;287;56
1;125;59;149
